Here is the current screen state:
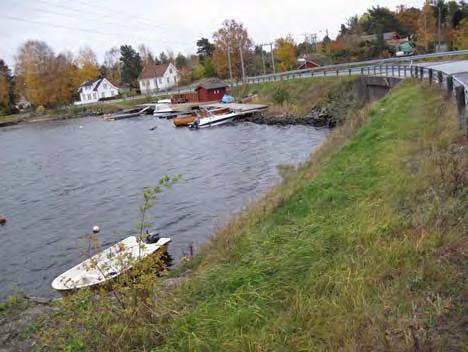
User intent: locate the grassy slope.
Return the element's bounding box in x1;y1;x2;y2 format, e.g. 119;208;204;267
154;82;467;351
231;76;358;117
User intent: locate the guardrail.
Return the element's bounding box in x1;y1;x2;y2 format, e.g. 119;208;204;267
242;59;468;137
243;50;468;83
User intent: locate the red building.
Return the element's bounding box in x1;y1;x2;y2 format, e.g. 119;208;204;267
195;79;229;102
298;59;320;70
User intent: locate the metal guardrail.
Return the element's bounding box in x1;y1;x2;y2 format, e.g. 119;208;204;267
243;50;468;83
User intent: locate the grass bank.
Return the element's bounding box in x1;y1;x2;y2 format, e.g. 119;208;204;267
231;76;363;125
42;81;467;351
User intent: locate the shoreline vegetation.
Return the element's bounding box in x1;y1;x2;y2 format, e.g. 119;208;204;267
0;76;363;129
1;79;467;351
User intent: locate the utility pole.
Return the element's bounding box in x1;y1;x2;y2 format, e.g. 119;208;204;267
437;5;441;52
239;39;246;82
260;46;266;75
269;42;276;74
226;40;233;84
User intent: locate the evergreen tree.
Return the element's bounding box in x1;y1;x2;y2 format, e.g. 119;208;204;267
119;45;142;87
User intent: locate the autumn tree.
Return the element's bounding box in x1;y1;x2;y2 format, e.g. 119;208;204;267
396;6;421;35
212;19;252;80
74;47;99;87
15;40;55;107
49;52;76;106
417;3;437;51
274;35;297;72
453;18;468;49
120;44;142;88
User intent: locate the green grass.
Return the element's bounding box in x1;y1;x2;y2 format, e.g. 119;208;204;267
43;81;467;351
152;81;467;351
231;76;358;117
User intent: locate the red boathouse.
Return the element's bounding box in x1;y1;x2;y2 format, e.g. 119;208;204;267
195;79;229;102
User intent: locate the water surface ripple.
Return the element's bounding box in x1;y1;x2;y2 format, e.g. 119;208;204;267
0;116;327;300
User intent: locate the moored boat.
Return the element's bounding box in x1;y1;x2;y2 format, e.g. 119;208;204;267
189;108;240;129
173;107;230;127
51;235;171;292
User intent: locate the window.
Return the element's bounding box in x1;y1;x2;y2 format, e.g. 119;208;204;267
174;77;176;83
154;79;158;87
87;94;91;100
167;77;170;84
169;68;173;74
159;78;162;84
101;92;105;98
103;83;107;89
93;93;97;99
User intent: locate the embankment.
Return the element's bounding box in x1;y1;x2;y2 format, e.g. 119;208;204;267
16;80;468;351
234;76;400;127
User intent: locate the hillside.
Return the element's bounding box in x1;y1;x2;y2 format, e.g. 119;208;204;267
41;80;467;351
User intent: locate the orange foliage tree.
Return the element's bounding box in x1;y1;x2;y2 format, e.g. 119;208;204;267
212;19;252;80
74;47;99;87
274;35;297;72
452;18;468;50
417;4;437;51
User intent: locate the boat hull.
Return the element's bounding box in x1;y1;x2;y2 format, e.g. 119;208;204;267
51;237;171;292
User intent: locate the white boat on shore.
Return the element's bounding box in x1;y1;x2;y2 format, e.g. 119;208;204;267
51;235;171;292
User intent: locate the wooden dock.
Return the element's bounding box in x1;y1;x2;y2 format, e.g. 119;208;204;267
206;103;268;114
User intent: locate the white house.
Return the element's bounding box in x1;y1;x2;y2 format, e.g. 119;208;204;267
138;62;178;94
76;78;119;105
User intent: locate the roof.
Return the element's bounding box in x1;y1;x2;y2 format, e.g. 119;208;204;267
360;32;401;42
298;59;320;69
78;78;117;93
195;79;229;90
139;63;171;80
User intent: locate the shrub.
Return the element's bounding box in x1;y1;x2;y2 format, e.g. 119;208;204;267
272;86;290;104
35;105;45;114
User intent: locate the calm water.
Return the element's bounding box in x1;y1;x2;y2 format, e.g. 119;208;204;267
0;116;327;300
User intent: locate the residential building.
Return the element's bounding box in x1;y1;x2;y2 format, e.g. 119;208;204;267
76;78;119;104
138;62;178;94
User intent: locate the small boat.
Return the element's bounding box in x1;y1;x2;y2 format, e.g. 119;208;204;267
51;235;171;292
153;103;175;118
102;107;146;120
189;108;239;129
173;107;230;127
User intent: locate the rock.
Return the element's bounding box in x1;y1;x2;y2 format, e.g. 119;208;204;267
0;216;6;225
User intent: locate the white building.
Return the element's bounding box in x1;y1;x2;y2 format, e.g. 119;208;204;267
76;78;119;104
138;62;178;94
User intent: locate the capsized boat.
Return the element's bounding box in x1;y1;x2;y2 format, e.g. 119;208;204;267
51;235;171;292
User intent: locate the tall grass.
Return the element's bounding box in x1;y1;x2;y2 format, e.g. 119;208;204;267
41;81;467;351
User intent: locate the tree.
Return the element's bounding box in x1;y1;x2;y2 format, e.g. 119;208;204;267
159;52;168;64
362;6;405;35
396;6;421;35
212;19;252;79
274;35;297;72
74;47;99;86
452;18;468;49
120;45;142;87
104;47;121;84
175;53;187;68
15;40;55;107
49;52;76;106
196;37;215;63
138;44;155;67
417;3;437;51
0;59;14;113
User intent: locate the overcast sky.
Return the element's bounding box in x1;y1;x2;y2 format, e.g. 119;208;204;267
0;0;424;67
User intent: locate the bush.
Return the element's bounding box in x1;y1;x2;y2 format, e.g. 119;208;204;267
272;86;290;104
35;105;45;114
